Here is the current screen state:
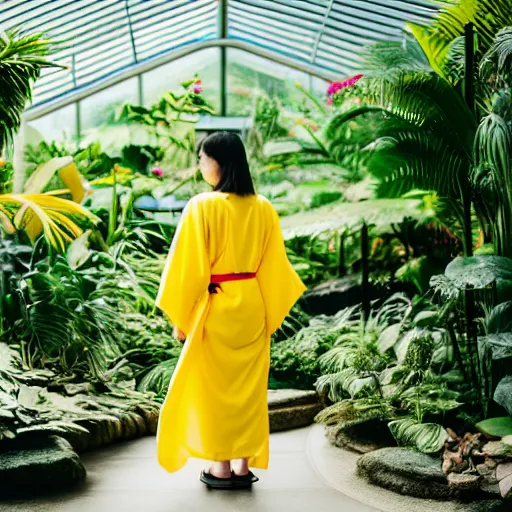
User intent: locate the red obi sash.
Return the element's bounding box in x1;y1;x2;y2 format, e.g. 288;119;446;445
209;272;256;293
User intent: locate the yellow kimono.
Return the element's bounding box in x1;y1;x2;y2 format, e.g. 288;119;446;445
155;191;306;473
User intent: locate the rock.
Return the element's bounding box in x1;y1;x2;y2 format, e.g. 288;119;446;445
483;440;512;458
269;404;322;432
499;473;512;498
477;463;494;477
480;480;501;497
447;472;481;490
326;418;396;454
458;501;512;512
357;447;452;499
486;457;499;470
357;447;485;500
502;435;512;448
0;435;85;498
497;461;512;482
268;389;323;432
63;382;93;395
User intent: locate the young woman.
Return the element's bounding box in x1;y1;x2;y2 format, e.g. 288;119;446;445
155;131;306;489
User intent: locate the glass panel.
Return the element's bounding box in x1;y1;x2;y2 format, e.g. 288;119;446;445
227;49;328;116
79;78;139;131
142;48;220;112
27;104;78;143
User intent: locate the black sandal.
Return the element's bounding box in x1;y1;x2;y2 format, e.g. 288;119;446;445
231;470;259;488
200;470;235;489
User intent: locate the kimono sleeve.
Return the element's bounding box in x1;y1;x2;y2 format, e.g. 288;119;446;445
155;198;210;335
257;205;307;335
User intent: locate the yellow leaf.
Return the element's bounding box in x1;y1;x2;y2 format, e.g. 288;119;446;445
46;210;84;238
20;194;99;223
0;194;97;251
24;156;74;194
0;210;15;234
58;162;86;203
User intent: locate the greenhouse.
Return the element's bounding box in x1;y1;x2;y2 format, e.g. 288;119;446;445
1;0;512;510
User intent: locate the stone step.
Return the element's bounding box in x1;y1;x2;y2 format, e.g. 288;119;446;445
267;389;320;410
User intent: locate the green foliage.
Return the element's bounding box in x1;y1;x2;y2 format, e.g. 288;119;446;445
12;257;121;378
493;375;512;416
0;29;62;152
0;161;13;194
281;198;428;240
476;416;512;437
486;301;512;333
445;256;512;292
247;94;288;159
285;235;338;286
315;397;394;427
270;319;340;389
313;290;462;436
388;418;448;454
479;333;512;361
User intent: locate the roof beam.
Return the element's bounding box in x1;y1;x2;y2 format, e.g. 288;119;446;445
24;38;337;121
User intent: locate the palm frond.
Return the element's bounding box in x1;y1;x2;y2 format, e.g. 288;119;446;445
425;0;512;56
0;28;63;152
481;26;512;76
363;36;431;75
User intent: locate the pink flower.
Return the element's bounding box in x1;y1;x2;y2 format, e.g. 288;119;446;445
327;97;333;106
151;167;163;178
327;74;364;96
193;80;203;94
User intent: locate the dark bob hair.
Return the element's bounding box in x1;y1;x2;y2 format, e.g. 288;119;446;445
199;131;256;196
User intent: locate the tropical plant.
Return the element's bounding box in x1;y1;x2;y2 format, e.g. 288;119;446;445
10;256;121;378
314;293;463;452
0;157;99;251
84;79;215;173
0;28;62;153
326;0;512;257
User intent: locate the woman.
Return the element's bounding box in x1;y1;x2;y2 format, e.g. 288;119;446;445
155;131;306;489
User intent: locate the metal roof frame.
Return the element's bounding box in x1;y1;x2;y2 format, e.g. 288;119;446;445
0;0;439;120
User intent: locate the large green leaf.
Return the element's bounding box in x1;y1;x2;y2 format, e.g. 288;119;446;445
487;302;512;334
476;417;512;438
378;324;401;354
394;327;429;364
444;256;512;295
478;333;512;361
0;342;23;375
494;376;512;416
388;418;448;453
280;198;425;239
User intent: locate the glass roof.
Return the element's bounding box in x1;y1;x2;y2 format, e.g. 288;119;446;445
0;0;438;108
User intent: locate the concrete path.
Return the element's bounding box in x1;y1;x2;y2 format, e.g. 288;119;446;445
1;425;477;512
2;426;376;512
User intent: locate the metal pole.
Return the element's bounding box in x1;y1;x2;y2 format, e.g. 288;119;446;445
76;101;81;141
219;0;228;116
463;22;474;257
338;231;346;277
361;223;370;321
137;74;144;106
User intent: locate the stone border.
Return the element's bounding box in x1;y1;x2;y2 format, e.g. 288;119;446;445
306;423;462;512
